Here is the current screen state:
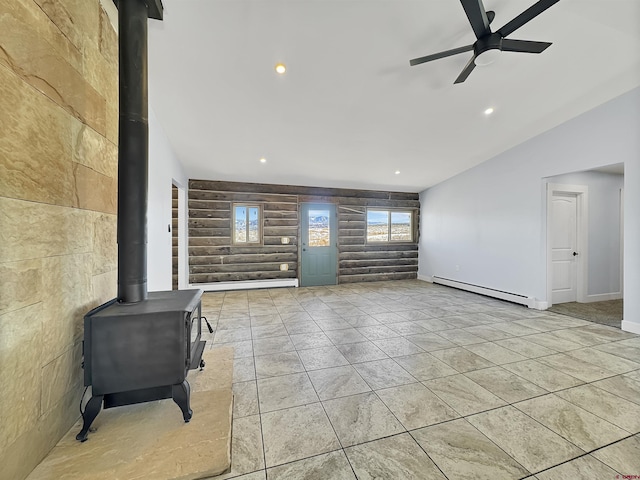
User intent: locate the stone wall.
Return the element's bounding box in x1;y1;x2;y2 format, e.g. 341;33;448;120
0;1;118;478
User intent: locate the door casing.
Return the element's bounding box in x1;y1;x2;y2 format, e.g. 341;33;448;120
546;183;588;307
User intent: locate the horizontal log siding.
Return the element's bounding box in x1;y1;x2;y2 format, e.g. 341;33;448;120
188;180;419;285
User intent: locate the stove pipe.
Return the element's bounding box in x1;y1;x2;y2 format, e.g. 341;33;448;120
117;0;151;303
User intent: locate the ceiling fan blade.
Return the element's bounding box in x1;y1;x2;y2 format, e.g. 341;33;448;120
497;0;560;38
460;0;492;39
410;44;474;66
454;55;477;84
501;39;552;53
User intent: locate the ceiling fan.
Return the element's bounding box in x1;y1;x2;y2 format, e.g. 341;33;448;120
410;0;560;83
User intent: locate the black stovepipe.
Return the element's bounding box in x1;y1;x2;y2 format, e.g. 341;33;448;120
117;0;150;303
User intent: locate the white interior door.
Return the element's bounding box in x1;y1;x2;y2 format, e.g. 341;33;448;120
551;194;578;304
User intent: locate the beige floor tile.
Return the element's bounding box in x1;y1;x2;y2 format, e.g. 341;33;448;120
467;406;583;473
463;342;528;365
323;392;405;447
352;358;416;389
233;381;259;418
495;338;556;358
594;342;640;362
465;366;547;403
324;328;368;345
405;333;456;352
394;352;458;381
289;332;333;350
412;418;529;479
233;357;256;383
252;335;295;356
307;365;371;400
592;375;640;406
414;318;454;332
523;332;583;352
424;374;505;416
345;433;446;480
515;394;629;451
490;322;541;337
213;415;264;480
297;345;350;370
284;321;322;335
502;360;583;391
335;342;388;363
251;324;288;339
429;347;495;373
267;450;355;480
592;434;640;474
214;327;252;343
386;321;429;335
535;455;618;480
555;385;640;433
463;325;514;341
254;351;305;378
377;383;459;429
373;337;425;357
536;353;616;382
356;325;400;340
261;403;340;467
257;373;319;413
565;347;640;374
436;329;487;346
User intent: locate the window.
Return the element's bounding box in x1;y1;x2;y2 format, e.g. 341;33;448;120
233;204;262;244
366;209;413;243
308;209;331;246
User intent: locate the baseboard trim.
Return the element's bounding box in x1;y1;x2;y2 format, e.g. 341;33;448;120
417;274;433;283
432;276;536;309
533;300;549;311
190;279;299;292
581;292;623;303
621;320;640;335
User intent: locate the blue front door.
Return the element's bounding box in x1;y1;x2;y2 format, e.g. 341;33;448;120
300;203;337;286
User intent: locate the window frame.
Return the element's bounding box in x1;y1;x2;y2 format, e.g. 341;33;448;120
232;203;263;245
365;208;415;244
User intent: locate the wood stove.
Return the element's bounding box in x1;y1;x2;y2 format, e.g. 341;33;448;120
77;290;205;441
76;0;208;442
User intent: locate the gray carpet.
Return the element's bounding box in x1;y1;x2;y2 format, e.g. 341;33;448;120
548;299;623;328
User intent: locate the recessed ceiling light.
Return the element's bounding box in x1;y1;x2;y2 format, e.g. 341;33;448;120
395;170;401;175
259;158;267;164
274;63;286;74
484;107;494;116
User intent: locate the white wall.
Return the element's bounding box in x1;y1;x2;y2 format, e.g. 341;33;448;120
147;106;188;292
546;170;623;298
419;87;640;333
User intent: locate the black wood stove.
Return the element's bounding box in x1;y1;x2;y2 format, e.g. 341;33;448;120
76;0;208;442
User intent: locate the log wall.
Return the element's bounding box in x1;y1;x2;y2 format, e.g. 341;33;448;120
188;180;420;285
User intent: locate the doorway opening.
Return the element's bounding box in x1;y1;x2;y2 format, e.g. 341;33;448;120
172;180;188;290
545;165;624;327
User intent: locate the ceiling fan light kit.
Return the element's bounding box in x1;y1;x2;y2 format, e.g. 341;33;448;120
410;0;560;83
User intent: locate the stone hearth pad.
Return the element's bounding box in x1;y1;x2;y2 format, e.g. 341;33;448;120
27;348;234;480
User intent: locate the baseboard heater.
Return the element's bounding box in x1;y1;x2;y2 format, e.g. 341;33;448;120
190;278;299;292
432;276;535;308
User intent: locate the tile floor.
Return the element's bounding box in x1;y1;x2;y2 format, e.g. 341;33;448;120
199;280;640;480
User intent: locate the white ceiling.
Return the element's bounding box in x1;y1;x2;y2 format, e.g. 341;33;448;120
147;0;640;193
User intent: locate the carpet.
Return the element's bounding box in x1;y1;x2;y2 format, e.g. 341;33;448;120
548;299;623;328
27;348;234;480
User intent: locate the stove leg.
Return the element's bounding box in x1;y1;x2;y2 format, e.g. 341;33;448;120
76;394;104;442
172;381;193;422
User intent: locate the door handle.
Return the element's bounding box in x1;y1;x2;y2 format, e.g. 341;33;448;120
572;252;579;256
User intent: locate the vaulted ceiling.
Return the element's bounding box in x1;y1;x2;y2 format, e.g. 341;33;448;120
148;0;640;192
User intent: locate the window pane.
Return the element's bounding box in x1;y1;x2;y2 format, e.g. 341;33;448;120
391;211;412;241
234;206;246;243
308;209;330;246
248;207;259;242
367;210;389;242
